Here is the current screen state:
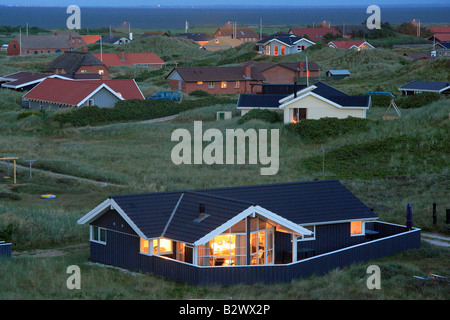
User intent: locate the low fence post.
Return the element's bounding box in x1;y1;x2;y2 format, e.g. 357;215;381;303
433;203;437;224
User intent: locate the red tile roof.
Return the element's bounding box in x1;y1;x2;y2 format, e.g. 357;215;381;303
428;26;450;34
81;35;101;44
23;78;143;106
92;52;165;67
429;33;450;42
289;27;340;40
328;40;373;49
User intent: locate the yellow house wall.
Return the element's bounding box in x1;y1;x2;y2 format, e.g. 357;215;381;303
282;94;366;123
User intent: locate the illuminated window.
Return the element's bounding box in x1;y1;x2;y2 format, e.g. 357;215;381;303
274;46;278;56
281;46;285;55
80;70;87;73
249;217;274;265
98;70;104;75
140;238;149;254
234;81;240;88
265;45;270;55
153;238;173;255
351;221;363;236
221;81;227;89
90;226;106;244
197;81;203;85
197;220;247;267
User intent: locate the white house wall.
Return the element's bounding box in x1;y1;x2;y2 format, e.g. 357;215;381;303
264;39;313;56
283;95;365;123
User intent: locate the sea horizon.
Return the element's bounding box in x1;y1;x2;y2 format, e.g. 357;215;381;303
0;5;448;30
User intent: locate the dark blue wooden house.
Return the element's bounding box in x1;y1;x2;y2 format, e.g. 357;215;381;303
78;180;421;285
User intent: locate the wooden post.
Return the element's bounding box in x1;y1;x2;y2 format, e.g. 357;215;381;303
292;234;297;262
433;203;437;224
13;159;16;184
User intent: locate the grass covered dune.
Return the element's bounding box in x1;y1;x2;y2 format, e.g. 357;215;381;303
0;31;449;299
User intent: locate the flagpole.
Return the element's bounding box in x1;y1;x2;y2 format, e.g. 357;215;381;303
306;55;309;87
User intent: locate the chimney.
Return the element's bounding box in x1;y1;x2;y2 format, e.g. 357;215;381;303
198;203;206;220
244;66;251;79
119;51;126;61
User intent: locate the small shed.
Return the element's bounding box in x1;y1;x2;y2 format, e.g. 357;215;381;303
325;70;351;79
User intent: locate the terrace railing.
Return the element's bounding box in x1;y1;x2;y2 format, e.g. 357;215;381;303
150;221;421;286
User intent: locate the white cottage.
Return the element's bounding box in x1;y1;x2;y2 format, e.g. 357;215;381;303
257;34;315;56
279;82;371;123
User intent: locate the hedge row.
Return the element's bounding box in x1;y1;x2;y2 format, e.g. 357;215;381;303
368;92;442;109
285;117;372;144
237;109;282;125
53;96;236;127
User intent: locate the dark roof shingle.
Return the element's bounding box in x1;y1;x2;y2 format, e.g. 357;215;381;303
108;180;378;242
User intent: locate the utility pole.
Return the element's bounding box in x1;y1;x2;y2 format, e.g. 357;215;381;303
25;160;36;180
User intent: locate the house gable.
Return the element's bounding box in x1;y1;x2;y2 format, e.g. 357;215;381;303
280;92;367;122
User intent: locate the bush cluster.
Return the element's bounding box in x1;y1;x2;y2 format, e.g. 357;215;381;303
285;117;372;144
395;93;442;109
237;109;282;125
53;96;236;127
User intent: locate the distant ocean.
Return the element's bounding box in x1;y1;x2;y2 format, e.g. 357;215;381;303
0;6;449;30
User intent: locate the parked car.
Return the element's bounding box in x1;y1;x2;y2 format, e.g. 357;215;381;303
148;91;181;101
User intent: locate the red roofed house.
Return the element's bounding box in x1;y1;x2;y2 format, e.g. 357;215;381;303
81;35;101;44
289;27;340;41
45;51;110;80
427;26;450;34
92;51;165;69
428;33;450;43
165;66;264;94
22;78;144;110
328;40;374;50
7;31;87;56
241;61;321;84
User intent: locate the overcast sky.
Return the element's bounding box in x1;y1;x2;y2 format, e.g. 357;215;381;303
1;0;448;7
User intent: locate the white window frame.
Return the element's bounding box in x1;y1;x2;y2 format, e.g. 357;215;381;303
88;99;94;106
90;225;106;245
208;82;214;89
153;238;174;255
350;221;365;237
297;225;315;241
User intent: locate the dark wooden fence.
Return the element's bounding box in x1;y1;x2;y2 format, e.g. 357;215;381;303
148;222;421;286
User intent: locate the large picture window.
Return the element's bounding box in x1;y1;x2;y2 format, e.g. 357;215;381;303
197;216;274;267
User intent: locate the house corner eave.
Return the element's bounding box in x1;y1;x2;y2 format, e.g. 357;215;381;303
77;197;147;239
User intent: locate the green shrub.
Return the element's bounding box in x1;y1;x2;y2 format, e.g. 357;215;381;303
17;111;41;120
285;117;372;144
395;93;442;109
299;131;449;179
238;109;282;125
52;96;236;127
0;192;21;201
189;90;210;97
